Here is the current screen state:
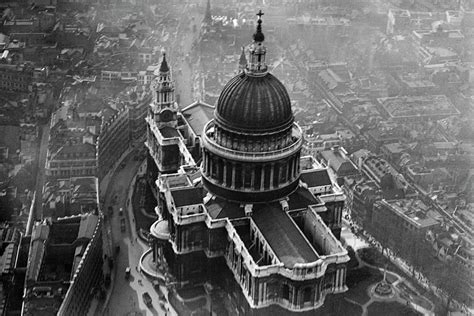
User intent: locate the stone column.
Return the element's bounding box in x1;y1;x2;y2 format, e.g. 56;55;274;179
293;155;298;178
288;158;293;180
202;152;207;174
269;163;275;189
260;164;265;190
296;154;300;175
207;153;212;176
277;162;282;187
286;159;291;182
223;161;228;186
251;168;256;188
231;163;236;189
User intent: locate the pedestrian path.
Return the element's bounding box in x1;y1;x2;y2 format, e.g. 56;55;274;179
348;241;435;316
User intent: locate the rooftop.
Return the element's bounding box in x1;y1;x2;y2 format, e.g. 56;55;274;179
170;187;203;208
52;142;96;158
159;126;181;138
380;199;439;229
287;186;320;210
300;169;332;188
378;95;460;119
320;149;357;175
181;101;214;137
206;197;245;219
252;203;319;268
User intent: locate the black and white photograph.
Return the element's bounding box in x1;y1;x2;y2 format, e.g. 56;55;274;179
0;0;472;315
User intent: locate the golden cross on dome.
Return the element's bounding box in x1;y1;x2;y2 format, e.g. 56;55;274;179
256;10;264;20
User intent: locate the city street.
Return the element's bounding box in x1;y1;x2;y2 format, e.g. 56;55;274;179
33;123;50;220
99;154;174;316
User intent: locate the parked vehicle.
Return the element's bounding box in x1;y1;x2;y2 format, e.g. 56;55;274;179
142;292;152;307
120;218;126;232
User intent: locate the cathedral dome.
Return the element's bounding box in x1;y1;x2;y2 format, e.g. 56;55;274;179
215;72;293;133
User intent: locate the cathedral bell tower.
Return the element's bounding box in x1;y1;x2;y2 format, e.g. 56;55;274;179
146;51;182;175
150;51;178;129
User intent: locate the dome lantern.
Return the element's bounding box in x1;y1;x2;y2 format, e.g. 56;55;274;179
247;10;267;75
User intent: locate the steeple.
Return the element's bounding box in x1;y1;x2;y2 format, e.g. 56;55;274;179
247;10;267;76
238;46;247;73
159;51;169;74
203;0;212;25
151;50;177;126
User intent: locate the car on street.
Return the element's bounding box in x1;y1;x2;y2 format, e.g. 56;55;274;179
120;218;126;232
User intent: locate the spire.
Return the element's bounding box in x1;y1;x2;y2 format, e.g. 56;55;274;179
247;10;267;76
253;10;265;42
151;49;175;112
203;0;212;24
159;50;169;73
238;46;247;73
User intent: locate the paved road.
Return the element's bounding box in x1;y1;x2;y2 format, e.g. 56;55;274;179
101;155;146;316
33;123;50;220
101;155;174;316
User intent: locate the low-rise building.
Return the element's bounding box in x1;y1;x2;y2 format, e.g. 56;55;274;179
97;105;129;180
0;64;34;92
23;214;102;316
377;95;460;122
372;198;440;247
317;147;358;185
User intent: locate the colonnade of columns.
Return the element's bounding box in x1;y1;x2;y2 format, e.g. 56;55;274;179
225;231;347;310
202;150;300;191
333;267;346;292
227;242;252;298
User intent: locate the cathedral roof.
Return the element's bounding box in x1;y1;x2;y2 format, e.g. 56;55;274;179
215;72;293;133
214;10;293;133
182;101;214;136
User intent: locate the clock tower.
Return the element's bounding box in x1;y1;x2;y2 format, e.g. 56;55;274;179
150;51;178;129
145;51;183;177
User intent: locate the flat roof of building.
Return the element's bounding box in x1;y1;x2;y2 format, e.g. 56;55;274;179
288;186;320;210
252;203;319;268
377;95;460;119
181;101;214;137
27;224;50;282
205;197;245;219
300;169;332;188
159;126;181;138
170;187;203;207
381;199;439;228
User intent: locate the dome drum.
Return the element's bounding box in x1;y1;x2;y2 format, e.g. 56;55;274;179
201;146;301;203
202;121;303;163
202;174;300;204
